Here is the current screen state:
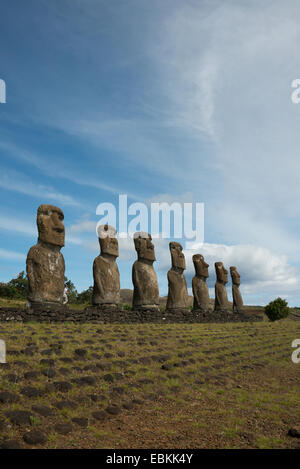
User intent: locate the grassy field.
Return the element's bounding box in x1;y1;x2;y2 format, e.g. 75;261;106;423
0;319;300;449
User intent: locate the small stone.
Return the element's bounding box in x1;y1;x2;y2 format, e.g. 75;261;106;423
0;439;23;449
103;374;114;383
54;400;77;410
161;363;172;370
0;391;19;403
78;376;96;386
74;348;87;357
4;373;20;383
42;368;56;378
288;428;300;438
92;410;107;421
40;358;55;367
23;430;47;445
132;398;143;405
24;371;40;380
54;381;72;392
6;410;33;426
32;405;54;417
54;423;73;435
105;406;121;416
72;417;88;428
20;386;44;398
123;402;134;410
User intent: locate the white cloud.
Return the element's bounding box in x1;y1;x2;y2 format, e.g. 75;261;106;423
69;219;96;234
182;243;300;304
0;168;82;207
0;214;82;246
0;141;140;200
0;215;36;237
0;248;25;261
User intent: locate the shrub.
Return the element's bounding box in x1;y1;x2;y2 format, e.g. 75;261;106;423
0;271;28;299
76;286;93;304
264;297;289;321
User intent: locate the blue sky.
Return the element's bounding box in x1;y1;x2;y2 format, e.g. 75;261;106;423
1;0;300;305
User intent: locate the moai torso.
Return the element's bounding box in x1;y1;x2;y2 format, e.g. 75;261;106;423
26;204;65;306
132;232;159;310
192;254;210;311
27;243;65;304
230;266;244;313
92;225;120;307
166;242;189;311
166;269;189;310
214;261;230;312
132;260;159;308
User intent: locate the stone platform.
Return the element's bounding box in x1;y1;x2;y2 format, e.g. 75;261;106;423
0;306;263;323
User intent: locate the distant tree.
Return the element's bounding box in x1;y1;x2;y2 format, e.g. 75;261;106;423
0;282;18;299
8;271;28;298
64;277;78;303
264;297;290;322
0;271;29;299
77;286;93;304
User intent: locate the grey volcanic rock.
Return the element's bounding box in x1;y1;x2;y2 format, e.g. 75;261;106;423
92;224;120;307
230;266;244;313
132;232;159;310
214;262;230;312
166;242;189;312
192;254;210;312
26;205;65;307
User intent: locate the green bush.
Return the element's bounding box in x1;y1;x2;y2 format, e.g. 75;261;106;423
0;271;28;299
76;286;93;304
264;297;289;321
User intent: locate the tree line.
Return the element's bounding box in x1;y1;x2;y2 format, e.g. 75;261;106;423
0;272;93;304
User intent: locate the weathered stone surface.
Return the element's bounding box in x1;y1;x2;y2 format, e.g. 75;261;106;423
92;224;120;307
23;430;47;445
132;232;159;310
192;254;210;312
230;266;244;313
214;262;230;312
0;306;263;323
26;205;65;307
0;439;23;449
288;427;300;438
166;242;189;312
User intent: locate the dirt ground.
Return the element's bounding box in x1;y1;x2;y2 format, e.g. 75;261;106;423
0;319;300;449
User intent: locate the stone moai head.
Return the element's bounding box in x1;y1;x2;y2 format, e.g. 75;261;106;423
134;232;156;263
215;261;228;284
37;204;65;247
193;254;209;278
230;266;240;286
98;224;119;258
170;241;186;271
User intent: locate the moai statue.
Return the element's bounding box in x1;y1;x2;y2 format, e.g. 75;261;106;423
92;224;120;308
26;204;65;308
192;254;210;312
132;232;159;310
166;242;189;311
230;266;244;313
214;261;230;312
